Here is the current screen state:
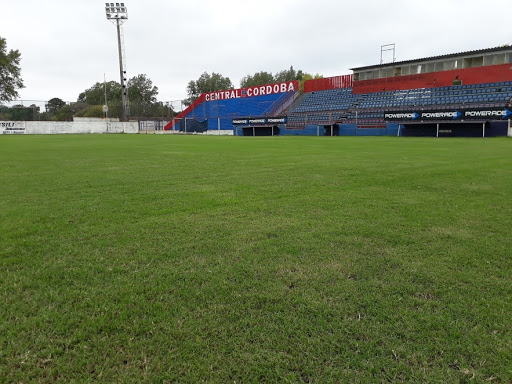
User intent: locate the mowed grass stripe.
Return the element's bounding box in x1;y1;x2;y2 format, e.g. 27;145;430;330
0;135;511;382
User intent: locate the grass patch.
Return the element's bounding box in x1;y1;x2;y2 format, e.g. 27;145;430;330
1;135;511;382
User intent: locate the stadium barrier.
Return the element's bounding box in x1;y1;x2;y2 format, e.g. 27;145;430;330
0;119;138;135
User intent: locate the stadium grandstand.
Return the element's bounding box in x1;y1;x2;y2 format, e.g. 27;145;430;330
165;45;512;137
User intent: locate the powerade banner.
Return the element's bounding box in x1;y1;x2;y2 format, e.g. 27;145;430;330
384;107;512;122
232;117;288;126
205;81;298;102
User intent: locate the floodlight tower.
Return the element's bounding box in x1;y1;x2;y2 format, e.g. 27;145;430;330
105;2;130;121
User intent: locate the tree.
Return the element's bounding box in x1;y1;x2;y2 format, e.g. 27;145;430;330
52;105;78;121
127;74;158;104
76;75;162;118
76;105;104;118
46;97;66;114
77;81;121;105
238;67;322;93
274;65;304;83
0;105;36;121
240;71;275;88
185;72;233;106
0;36;24;102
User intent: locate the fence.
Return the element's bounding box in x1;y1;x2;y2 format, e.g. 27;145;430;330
0;100;176;122
304;75;354;93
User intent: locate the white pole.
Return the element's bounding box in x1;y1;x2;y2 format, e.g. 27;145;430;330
437;123;439;138
116;19;128;121
104;73;108;119
483;122;485;138
218;117;220;131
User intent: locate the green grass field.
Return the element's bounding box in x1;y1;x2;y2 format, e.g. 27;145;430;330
1;135;511;382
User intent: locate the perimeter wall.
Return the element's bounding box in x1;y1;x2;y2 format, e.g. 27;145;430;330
0;120;139;135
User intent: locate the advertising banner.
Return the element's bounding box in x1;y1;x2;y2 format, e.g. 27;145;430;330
384;107;512;122
232;117;288;126
0;121;26;134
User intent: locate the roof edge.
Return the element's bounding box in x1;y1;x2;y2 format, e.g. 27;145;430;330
350;45;512;72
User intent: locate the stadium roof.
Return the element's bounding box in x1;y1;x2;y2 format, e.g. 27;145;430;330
350;45;512;71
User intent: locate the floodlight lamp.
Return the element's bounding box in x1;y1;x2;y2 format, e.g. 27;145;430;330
105;2;128;20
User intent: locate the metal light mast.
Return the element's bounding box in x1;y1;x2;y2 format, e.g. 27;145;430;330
105;3;130;121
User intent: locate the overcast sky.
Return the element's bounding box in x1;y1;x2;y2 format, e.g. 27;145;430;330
1;0;510;108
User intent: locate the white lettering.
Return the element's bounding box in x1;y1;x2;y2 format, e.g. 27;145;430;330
465;110;505;117
203;81;297;103
384;113;416;119
422;112;457;119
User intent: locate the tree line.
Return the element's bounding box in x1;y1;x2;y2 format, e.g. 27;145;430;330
1;35;322;121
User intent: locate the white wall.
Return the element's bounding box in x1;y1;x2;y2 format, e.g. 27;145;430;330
204;130;233;136
0;120;138;135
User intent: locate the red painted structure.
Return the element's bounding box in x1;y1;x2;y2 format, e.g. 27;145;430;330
304;75;353;93
164;95;205;130
352;63;512;94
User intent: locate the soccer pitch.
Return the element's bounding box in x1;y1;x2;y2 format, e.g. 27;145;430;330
1;135;511;382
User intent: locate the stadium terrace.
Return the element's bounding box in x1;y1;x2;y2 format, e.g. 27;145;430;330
159;45;512;138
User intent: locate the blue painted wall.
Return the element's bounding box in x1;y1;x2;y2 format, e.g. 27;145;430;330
180;93;287;131
234;124;400;137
